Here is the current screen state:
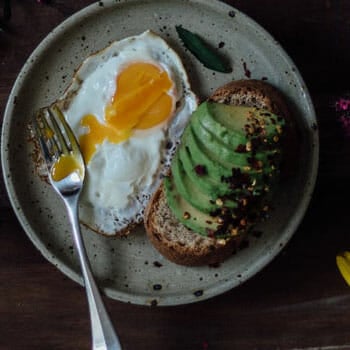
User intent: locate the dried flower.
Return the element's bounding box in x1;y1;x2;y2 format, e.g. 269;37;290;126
335;95;350;135
335;97;350;112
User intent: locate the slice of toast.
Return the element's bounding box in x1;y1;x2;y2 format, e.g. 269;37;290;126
144;79;292;266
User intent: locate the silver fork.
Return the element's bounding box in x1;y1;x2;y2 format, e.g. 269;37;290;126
33;104;122;350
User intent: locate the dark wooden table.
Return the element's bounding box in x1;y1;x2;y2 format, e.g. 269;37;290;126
1;1;350;349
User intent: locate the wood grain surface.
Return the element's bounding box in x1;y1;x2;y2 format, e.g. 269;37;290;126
1;1;350;349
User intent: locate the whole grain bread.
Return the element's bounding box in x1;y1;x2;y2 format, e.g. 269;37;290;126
144;79;293;266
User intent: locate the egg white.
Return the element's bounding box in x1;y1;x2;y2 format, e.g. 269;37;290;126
58;30;197;236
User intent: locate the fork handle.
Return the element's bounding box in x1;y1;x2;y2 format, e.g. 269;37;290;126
64;195;122;350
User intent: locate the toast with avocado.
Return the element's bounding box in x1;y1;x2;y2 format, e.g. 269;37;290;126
144;79;293;266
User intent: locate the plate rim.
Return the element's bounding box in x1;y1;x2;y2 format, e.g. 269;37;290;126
1;0;319;306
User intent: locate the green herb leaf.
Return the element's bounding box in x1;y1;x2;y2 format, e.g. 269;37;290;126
175;25;232;73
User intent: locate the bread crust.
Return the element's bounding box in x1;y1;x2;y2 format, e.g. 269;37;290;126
144;184;243;266
144;79;293;266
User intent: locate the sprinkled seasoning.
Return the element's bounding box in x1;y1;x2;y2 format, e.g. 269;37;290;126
235;144;247;153
215;198;223;206
206;229;215;238
165;102;285;240
240;218;247;226
246;141;252;152
194;164;207;176
217;239;226;246
216;217;224;224
231;228;239;236
183;211;191;220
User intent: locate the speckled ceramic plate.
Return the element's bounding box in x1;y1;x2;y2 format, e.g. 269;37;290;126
1;0;318;306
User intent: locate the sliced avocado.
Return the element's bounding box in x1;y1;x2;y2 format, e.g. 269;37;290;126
177;140;229;198
188;122;274;190
163;101;285;239
183;126;232;180
191;115;244;166
190;123;251;168
194;103;280;167
178;125;271;199
192;102;246;149
171;152;237;213
207;102;284;144
198;133;276;179
164;176;219;236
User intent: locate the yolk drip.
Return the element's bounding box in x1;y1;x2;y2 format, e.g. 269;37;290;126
51;154;83;182
79;62;175;163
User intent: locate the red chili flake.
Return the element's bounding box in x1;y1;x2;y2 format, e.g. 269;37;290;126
243;61;251;78
202;341;209;349
248;157;263;170
206;229;215;238
235;144;247;153
194;164;207;176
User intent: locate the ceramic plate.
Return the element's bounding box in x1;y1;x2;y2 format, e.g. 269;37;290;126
1;0;318;306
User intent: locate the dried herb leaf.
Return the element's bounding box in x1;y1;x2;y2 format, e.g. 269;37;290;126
175;25;232;73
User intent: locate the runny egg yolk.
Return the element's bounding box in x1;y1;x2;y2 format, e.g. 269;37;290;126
51;154;83;182
79;62;175;164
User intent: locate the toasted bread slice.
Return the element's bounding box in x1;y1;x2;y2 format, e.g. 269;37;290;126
144;79;293;266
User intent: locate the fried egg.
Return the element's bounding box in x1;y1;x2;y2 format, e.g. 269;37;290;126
57;30;197;236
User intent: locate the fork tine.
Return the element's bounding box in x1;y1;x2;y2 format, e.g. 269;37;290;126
47;106;70;155
49;105;82;156
39;109;62;159
32;116;54;166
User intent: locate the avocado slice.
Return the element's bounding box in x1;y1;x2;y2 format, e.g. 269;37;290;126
193;102;280;168
194;129;276;181
192;102;246;149
191;115;246;167
187;122;274;194
207;102;283;144
190;122;258;169
177;140;229;198
183;126;233;180
164;176;219;236
171;152;237;213
164;101;285;239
